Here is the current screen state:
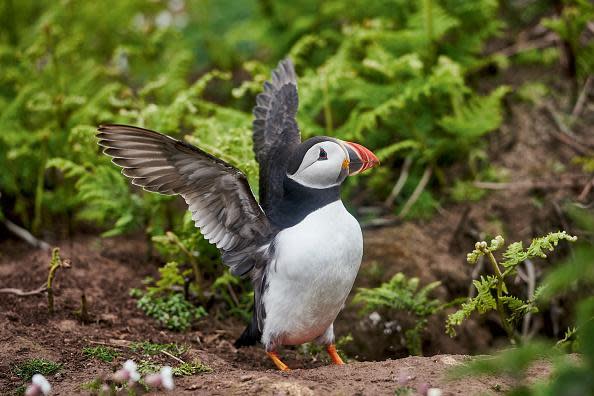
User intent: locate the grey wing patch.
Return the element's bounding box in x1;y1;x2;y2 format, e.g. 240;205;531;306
97;124;273;276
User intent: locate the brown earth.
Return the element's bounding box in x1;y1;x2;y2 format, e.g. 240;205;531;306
0;236;554;396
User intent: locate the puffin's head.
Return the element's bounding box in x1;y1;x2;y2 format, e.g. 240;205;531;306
286;136;379;189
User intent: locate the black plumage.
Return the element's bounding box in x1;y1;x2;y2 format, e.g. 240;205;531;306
252;59;301;215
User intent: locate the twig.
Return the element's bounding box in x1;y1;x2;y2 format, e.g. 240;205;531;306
468;255;485;299
384;156;413;208
163;232;203;293
226;283;239;307
543;103;593;155
360;216;400;229
398;166;432;219
521;259;536;340
494;32;558;57
160;349;185;364
572;75;592;118
0;284;46;296
2;219;51;251
87;339;131;349
473;178;586;191
578;176;594;202
47;248;70;314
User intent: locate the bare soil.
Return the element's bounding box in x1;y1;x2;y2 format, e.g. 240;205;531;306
1;74;591;395
0;236;554;396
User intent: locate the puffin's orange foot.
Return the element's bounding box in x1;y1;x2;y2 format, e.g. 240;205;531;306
266;351;290;371
327;344;344;365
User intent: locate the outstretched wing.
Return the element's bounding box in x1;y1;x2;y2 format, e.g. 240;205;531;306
97;124;272;277
252;58;301;213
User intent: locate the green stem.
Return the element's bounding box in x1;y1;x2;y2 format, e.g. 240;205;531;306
422;0;437;67
485;249;518;343
47;248;61;314
423;0;433;42
323;74;333;132
32;135;48;235
166;232;203;295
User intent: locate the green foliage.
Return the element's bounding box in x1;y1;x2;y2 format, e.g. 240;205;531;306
136;360;161;376
298;334;353;363
354;272;445;355
211;271;254;322
82;346;119;363
12;358;62;380
541;0;594;83
394;386;415;396
129;261;207;331
447;233;577;342
130;290;206;332
80;378;103;393
0;0;510;240
137;359;212;376
129;341;188;357
450;230;594;396
172;360;213;376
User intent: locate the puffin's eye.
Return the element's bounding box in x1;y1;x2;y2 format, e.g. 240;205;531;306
318;147;328;161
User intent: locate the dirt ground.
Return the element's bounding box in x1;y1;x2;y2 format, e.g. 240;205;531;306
0;68;591;394
0;236;555;396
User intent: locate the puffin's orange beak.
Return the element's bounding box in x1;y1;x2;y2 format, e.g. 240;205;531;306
343;141;380;175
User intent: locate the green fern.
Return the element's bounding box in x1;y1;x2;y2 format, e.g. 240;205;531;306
446;233;577;341
354;272;445;355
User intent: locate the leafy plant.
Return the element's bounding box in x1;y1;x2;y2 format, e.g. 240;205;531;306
211;271;254;322
541;0;594;86
129;341;188;358
298;334;353;363
130;289;206;332
136;359;211;376
130;262;206;331
353;272;448;355
172;360;213;376
446;232;577;343
449;216;594;395
12;358;62;381
83;346;119;363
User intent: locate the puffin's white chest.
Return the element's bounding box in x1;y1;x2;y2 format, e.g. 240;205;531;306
262;200;363;347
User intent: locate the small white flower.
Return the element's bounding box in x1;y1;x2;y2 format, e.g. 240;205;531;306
427;388;442;396
123;359;140;382
144;366;175;391
25;374;51;396
32;374;51;395
160;366;174;390
155;11;173;28
369;311;381;325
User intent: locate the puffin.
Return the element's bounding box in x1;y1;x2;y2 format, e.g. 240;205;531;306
97;59;379;371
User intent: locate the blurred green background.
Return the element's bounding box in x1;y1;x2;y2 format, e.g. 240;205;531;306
1;0;592;239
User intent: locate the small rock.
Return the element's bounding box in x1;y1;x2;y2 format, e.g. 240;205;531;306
240;375;253;382
441;356;460;366
55;320;77;332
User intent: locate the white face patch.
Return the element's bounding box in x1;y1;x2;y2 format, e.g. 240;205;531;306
287;141;348;189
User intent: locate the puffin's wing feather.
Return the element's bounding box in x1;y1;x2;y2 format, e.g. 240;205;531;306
252;59;301;210
97;124;272;276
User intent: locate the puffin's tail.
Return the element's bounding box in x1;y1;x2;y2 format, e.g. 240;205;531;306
234;314;261;348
